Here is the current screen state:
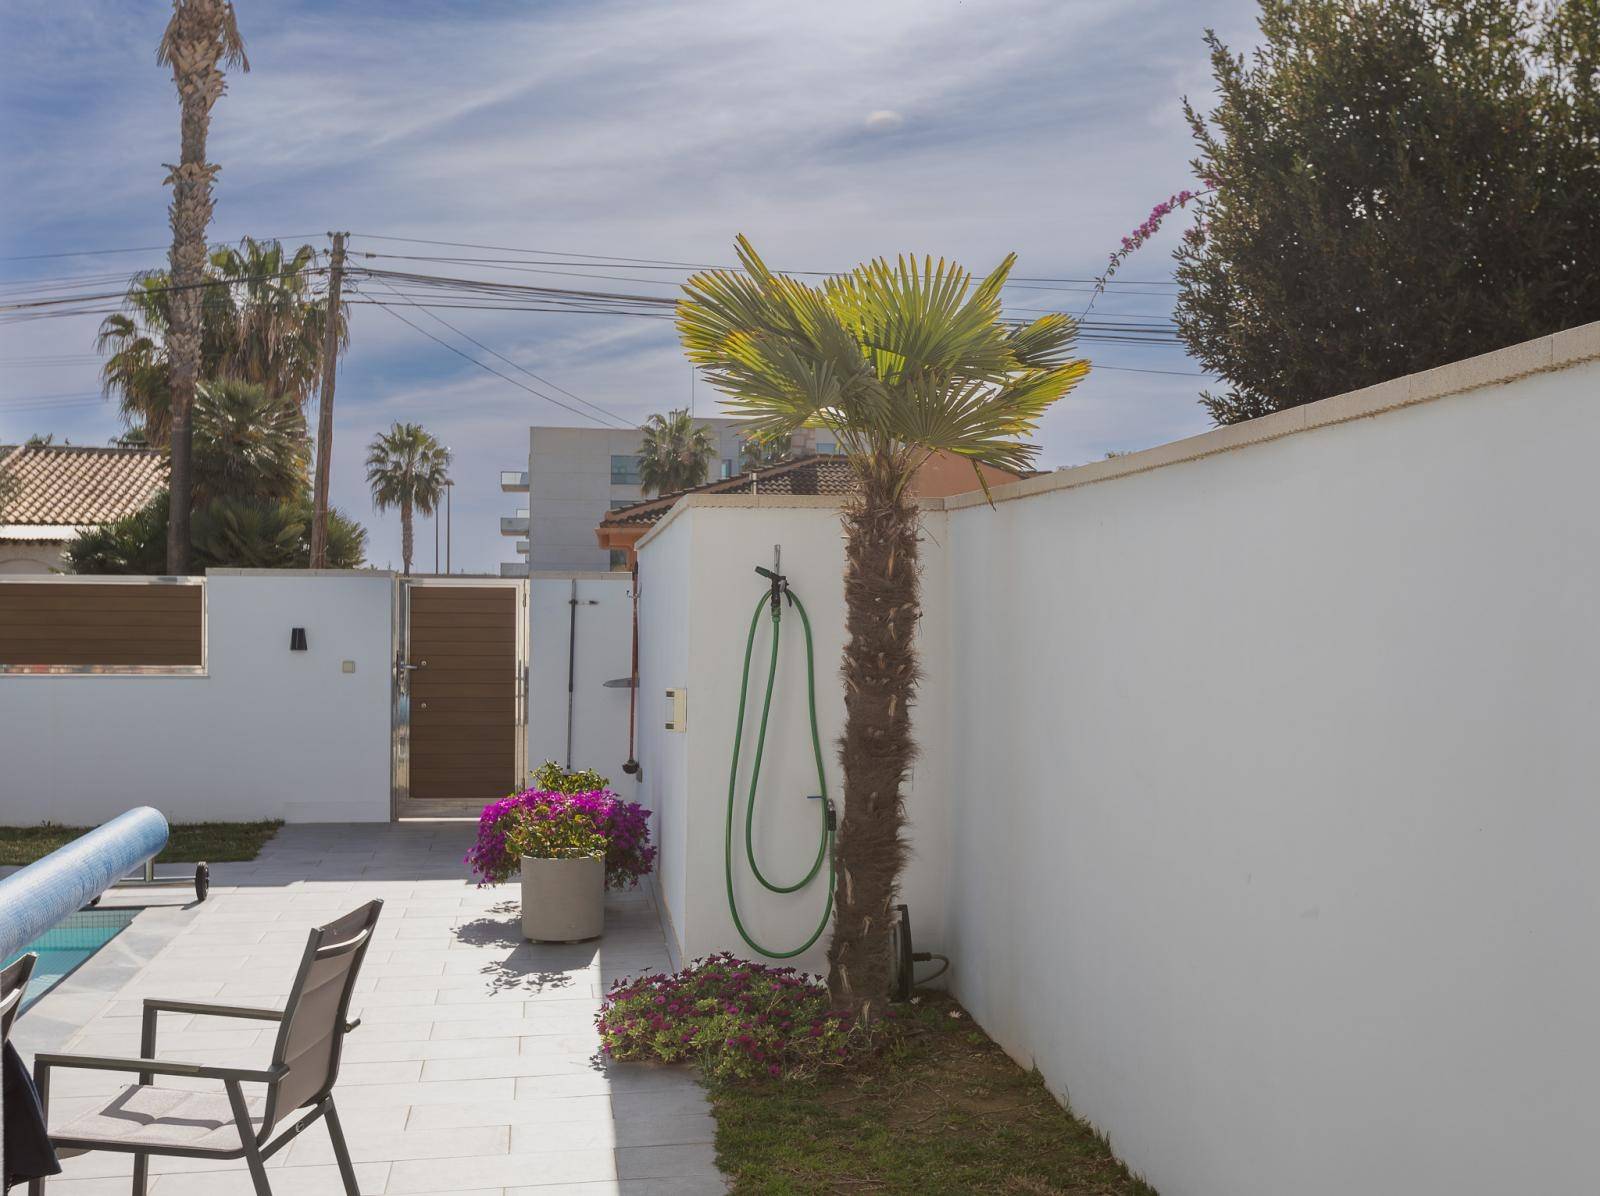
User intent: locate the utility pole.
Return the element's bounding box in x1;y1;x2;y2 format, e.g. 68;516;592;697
445;479;454;573
309;231;347;569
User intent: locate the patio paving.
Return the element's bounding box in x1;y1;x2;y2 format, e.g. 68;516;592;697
16;822;725;1195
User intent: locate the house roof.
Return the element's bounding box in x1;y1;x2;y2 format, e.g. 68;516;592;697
600;455;858;528
0;443;166;532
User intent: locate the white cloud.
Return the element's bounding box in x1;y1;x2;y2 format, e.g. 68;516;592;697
864;110;905;133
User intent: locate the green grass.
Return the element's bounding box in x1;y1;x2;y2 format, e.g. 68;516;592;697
711;990;1159;1195
0;821;283;866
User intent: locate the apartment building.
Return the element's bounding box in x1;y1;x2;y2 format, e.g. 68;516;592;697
500;419;830;574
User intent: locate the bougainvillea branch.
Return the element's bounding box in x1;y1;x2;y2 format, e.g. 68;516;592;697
1086;180;1216;315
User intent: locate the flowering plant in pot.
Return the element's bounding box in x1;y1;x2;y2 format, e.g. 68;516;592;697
465;764;656;940
502;801;608;942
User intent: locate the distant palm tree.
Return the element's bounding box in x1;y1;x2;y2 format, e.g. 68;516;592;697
679;237;1089;1019
156;0;247;573
366;423;451;575
191;379;309;506
97;238;339;442
637;409;716;495
739;433;794;472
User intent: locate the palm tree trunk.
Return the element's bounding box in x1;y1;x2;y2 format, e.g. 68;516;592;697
161;1;234;575
401;498;414;575
827;452;920;1021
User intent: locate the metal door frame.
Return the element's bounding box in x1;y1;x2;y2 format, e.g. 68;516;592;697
391;576;528;819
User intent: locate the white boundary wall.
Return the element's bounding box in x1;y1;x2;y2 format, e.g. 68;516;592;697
526;572;637;788
637;323;1600;1194
0;571;395;824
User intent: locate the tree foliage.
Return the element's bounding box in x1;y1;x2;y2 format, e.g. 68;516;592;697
67;492;366;574
677;237;1088;1017
97;237;343;441
365;422;451;575
1175;0;1600;423
637;408;717;495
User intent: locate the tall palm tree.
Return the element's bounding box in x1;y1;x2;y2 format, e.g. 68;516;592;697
97;238;339;442
366;423;451;575
637;408;717;495
678;236;1089;1019
157;0;247;573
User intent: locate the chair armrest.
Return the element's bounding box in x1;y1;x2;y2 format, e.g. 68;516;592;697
143;998;284;1021
34;1052;287;1085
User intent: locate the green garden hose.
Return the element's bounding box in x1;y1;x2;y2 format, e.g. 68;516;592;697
724;571;835;958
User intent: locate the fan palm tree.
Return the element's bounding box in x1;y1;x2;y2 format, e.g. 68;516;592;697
97;238;339;442
157;0;247;573
366;423;451;575
191;379;309;506
678;236;1089;1019
637;408;717;495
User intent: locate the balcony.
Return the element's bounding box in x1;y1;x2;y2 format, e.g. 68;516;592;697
500;510;529;536
500;470;528;493
498;561;529;577
514;539;529;554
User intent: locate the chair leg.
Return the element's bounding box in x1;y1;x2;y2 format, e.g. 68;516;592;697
225;1079;273;1196
132;1152;149;1195
324;1099;360;1195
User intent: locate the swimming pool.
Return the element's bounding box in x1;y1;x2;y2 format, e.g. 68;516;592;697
2;908;138;1011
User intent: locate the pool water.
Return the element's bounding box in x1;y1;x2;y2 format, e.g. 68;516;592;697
3;908;139;1012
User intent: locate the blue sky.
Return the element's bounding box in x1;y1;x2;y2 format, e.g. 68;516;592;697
0;0;1258;573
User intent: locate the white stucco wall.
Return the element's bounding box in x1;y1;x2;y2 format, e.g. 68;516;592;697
937;347;1600;1196
526;572;636;788
635;499;951;978
0;571;395;824
635;325;1600;1194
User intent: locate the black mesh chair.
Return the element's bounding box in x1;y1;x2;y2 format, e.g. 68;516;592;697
29;899;382;1196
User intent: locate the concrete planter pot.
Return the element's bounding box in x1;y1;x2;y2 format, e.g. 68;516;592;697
520;855;605;942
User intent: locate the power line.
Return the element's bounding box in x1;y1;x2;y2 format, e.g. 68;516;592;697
345;232;1182;287
349;281;629;429
0;234;324;263
361;272;636;430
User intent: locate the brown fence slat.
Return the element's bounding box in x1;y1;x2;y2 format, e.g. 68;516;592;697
0;584;203;667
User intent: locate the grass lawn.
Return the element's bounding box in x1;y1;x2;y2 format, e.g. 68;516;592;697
713;990;1157;1195
0;821;283;866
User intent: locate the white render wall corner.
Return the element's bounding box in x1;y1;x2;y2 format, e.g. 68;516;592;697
635;499;951;977
0;572;395;824
525;573;636;789
631;326;1600;1196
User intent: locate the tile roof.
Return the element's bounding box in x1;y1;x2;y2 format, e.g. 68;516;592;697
601;455;858;527
0;443;166;529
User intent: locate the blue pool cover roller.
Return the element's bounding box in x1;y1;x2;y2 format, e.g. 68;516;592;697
0;807;169;965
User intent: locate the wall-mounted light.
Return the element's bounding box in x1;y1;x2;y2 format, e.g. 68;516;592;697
289;628;308;652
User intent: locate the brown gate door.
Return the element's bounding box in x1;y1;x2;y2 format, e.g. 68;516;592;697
407;585;520;804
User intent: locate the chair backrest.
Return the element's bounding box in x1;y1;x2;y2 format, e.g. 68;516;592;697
261;900;382;1131
1;952;35;1042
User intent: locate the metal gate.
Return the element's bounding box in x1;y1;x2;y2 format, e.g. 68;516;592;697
393;578;526;814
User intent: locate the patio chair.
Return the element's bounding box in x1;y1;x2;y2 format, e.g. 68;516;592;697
2;952;34;1041
28;899;383;1196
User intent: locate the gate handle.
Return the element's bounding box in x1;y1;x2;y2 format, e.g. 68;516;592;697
402;660;428;671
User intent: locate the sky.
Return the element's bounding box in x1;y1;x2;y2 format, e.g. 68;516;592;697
0;0;1260;574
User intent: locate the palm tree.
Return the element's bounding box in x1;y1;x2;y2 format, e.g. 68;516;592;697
157;0;247;573
678;237;1089;1019
637;408;717;495
365;423;451;575
191;379;309;506
97;238;339;442
739;433;794;472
